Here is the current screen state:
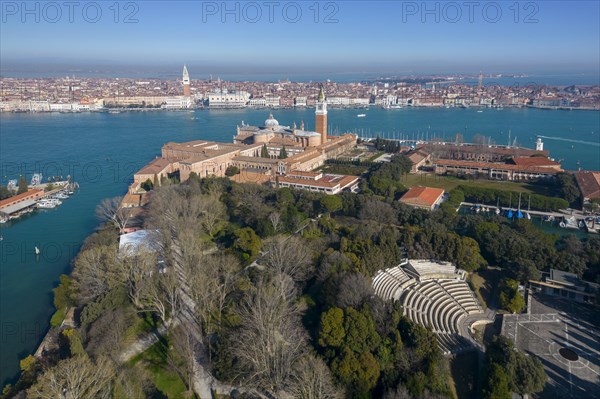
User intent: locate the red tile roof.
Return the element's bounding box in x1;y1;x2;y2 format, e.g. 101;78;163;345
0;188;44;209
509;157;561;168
434;159;561;174
575;171;600;200
400;186;445;209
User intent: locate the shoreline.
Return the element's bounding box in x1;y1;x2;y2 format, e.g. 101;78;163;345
2;104;599;114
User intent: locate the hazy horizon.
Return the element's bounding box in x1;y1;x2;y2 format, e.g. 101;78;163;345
1;1;598;80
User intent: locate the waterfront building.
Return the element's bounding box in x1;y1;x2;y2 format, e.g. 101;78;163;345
415;142;549;163
407;150;433;173
433;159;562;180
399;186;445;210
294;96;307;107
207;89;251;108
574;171;600;204
127;100;358;200
0;188;45;220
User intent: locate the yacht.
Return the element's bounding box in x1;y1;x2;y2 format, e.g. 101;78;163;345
53;192;69;200
357;114;366;118
37;200;56;209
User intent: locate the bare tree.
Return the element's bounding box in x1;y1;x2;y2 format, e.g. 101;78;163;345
96;196;132;233
114;367;155;399
184;249;239;352
168;324;200;395
383;385;414;399
263;236;314;282
200;193;226;235
231;275;307;394
27;355;115;399
335;272;374;308
122;250;157;309
72;245;124;304
288;354;343;399
358;200;397;225
269;211;281;233
137;270;181;326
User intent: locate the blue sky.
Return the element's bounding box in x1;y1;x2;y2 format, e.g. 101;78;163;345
1;0;599;76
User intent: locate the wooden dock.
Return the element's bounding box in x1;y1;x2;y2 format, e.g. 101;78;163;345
459;202;566;218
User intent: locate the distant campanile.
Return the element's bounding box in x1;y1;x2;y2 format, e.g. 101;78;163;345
183;65;190;97
315;85;328;144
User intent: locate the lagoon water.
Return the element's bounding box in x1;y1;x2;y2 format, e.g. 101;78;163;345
0;107;599;385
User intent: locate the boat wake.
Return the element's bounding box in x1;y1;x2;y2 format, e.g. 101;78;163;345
536;135;600;146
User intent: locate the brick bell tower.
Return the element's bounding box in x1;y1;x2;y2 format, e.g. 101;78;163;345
315;85;328;145
182;65;190;97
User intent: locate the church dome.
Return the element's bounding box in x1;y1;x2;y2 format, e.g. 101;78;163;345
264;113;279;127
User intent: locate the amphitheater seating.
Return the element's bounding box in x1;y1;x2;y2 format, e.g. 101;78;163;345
372;260;484;355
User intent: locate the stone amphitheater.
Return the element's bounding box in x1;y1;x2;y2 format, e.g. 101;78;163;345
372;259;492;355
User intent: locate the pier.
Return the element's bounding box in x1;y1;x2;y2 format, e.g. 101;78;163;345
459;202;600;234
459;202;567;219
0;181;74;223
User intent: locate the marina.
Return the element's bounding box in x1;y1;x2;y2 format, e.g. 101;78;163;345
0;176;78;224
458;202;600;234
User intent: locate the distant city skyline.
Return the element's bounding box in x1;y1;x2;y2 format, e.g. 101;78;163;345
1;1;599;77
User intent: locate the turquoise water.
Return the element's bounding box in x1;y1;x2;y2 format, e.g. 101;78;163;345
0;107;599;385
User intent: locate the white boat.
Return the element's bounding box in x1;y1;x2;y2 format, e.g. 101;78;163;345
37;200;55;209
35;246;40;255
562;216;579;229
357;114;366;118
53;193;69;200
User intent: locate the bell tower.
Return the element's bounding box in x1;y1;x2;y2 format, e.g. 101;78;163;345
315;85;327;144
182;65;191;97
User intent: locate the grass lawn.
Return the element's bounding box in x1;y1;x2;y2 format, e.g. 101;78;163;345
317;164;369;176
400;173;554;196
129;339;189;399
49;308;66;327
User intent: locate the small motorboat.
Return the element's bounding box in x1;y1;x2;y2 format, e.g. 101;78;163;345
35;246;40;255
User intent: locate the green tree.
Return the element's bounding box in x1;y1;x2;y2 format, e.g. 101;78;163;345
484;364;511;399
225;165;240;176
261;144;269;158
333;348;380;396
17;175;28;194
0;184;12;200
320;195;343;214
141;178;153;191
153;173;159;188
53;274;76;311
499;278;525;313
279;146;288;159
512;351;547;396
342;307;381;353
20;355;37;374
318;307;346;348
232;227;262;260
